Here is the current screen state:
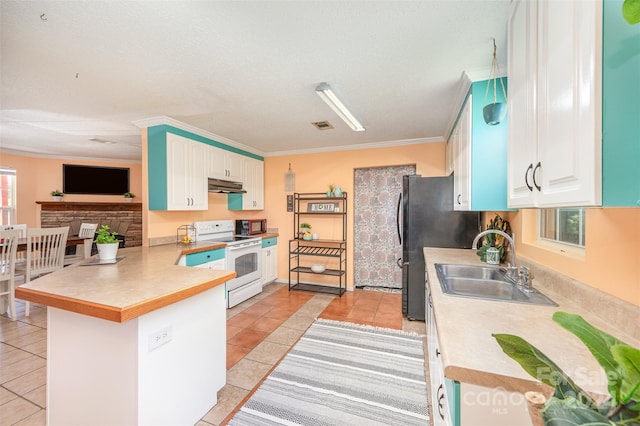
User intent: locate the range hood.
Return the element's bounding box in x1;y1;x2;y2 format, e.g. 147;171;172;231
207;177;246;193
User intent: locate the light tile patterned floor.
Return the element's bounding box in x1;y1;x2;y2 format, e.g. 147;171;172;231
0;283;425;426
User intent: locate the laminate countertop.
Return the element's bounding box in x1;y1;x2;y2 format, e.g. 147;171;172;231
15;243;236;323
424;247;639;397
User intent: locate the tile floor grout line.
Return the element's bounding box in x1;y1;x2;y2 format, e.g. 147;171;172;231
2;284;420;426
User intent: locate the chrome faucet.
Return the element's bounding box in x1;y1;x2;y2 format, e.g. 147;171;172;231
472;229;518;280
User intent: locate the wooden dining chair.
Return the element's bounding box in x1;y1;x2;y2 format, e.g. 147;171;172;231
64;223;98;265
16;226;69;317
0;229;20;320
0;224;28;269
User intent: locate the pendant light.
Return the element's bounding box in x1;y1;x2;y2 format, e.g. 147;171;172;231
284;163;296;192
483;38;508;126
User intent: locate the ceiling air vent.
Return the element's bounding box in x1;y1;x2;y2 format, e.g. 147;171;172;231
312;121;334;130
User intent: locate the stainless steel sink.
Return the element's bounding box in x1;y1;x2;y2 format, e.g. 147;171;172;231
434;263;557;306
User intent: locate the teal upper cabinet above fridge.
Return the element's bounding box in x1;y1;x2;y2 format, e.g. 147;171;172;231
448;78;513;212
602;0;640;207
146;123;264;211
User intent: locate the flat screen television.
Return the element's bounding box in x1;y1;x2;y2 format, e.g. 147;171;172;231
63;164;130;195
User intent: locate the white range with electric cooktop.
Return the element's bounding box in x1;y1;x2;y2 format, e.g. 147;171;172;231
193;220;263;308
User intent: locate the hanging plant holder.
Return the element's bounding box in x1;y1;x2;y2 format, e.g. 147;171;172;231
483;38;508;126
483;102;507;126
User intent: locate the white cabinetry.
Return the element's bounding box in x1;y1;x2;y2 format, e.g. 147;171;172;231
507;0;601;208
243;157;264;210
166;133;208;210
261;239;278;286
426;269;531;426
426;283;453;426
207;146;244;183
451;97;472;211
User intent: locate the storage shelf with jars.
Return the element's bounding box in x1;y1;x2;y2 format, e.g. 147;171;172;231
289;192;347;296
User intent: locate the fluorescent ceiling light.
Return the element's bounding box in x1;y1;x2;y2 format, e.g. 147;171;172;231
315;83;365;132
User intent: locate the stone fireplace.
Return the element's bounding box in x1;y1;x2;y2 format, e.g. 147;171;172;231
37;201;142;247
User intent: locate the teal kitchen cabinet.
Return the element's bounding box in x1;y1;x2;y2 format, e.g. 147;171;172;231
147;124;265;211
448;79;511;211
182;248;226;270
507;0;639;208
602;0;640;206
261;237;278;286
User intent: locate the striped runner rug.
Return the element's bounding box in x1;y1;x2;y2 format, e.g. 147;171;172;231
228;319;429;425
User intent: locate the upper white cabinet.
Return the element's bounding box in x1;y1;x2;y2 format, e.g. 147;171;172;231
244;157;264;210
207;147;244;183
229;157;264;210
507;0;602;208
452;97;471;211
166;133;208;210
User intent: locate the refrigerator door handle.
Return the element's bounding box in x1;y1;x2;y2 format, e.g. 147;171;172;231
396;193;402;245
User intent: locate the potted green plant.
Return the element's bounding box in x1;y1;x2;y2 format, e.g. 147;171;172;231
493;311;640;425
476;214;512;263
51;190;63;201
327;184;335;197
300;223;312;240
123;192;135;202
94;225;119;261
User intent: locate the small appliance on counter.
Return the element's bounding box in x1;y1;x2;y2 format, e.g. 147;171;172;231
235;219;267;236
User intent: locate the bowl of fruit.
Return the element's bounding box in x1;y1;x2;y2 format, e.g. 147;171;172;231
302;232;313;241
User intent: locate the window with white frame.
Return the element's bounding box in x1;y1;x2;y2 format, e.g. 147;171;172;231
0;168;17;226
538;208;586;247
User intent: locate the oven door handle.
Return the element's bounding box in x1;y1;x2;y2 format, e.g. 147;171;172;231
228;242;261;251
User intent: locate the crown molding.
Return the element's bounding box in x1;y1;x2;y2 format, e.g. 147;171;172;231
133;116;265;157
0;147;141;164
263;136;442;157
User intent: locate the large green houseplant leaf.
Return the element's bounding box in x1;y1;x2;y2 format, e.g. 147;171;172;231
492;312;640;425
623;0;640;24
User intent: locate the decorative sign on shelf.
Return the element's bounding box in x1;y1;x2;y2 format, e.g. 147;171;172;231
307;202;340;213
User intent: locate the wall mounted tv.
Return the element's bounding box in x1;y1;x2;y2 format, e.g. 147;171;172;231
63;164;130;195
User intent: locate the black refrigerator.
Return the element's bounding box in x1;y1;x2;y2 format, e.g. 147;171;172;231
398;174;481;321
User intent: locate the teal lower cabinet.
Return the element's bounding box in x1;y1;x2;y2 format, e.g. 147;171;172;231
261;237;278;286
442;379;532;426
180;248;226;270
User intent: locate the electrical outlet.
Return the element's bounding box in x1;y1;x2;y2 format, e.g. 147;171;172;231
148;326;173;351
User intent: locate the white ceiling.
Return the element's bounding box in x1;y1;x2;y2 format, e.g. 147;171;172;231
0;1;510;162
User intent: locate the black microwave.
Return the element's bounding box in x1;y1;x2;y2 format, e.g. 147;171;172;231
235;219;267;235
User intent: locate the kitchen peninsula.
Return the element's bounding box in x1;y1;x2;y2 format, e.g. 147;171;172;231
15;243;235;426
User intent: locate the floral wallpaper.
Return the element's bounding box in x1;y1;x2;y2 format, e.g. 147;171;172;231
353;165;415;289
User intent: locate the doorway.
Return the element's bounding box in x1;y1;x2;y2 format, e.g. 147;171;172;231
353;165;416;289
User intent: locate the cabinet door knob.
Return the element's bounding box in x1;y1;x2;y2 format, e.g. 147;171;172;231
525;163;534;191
532;162;542;191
